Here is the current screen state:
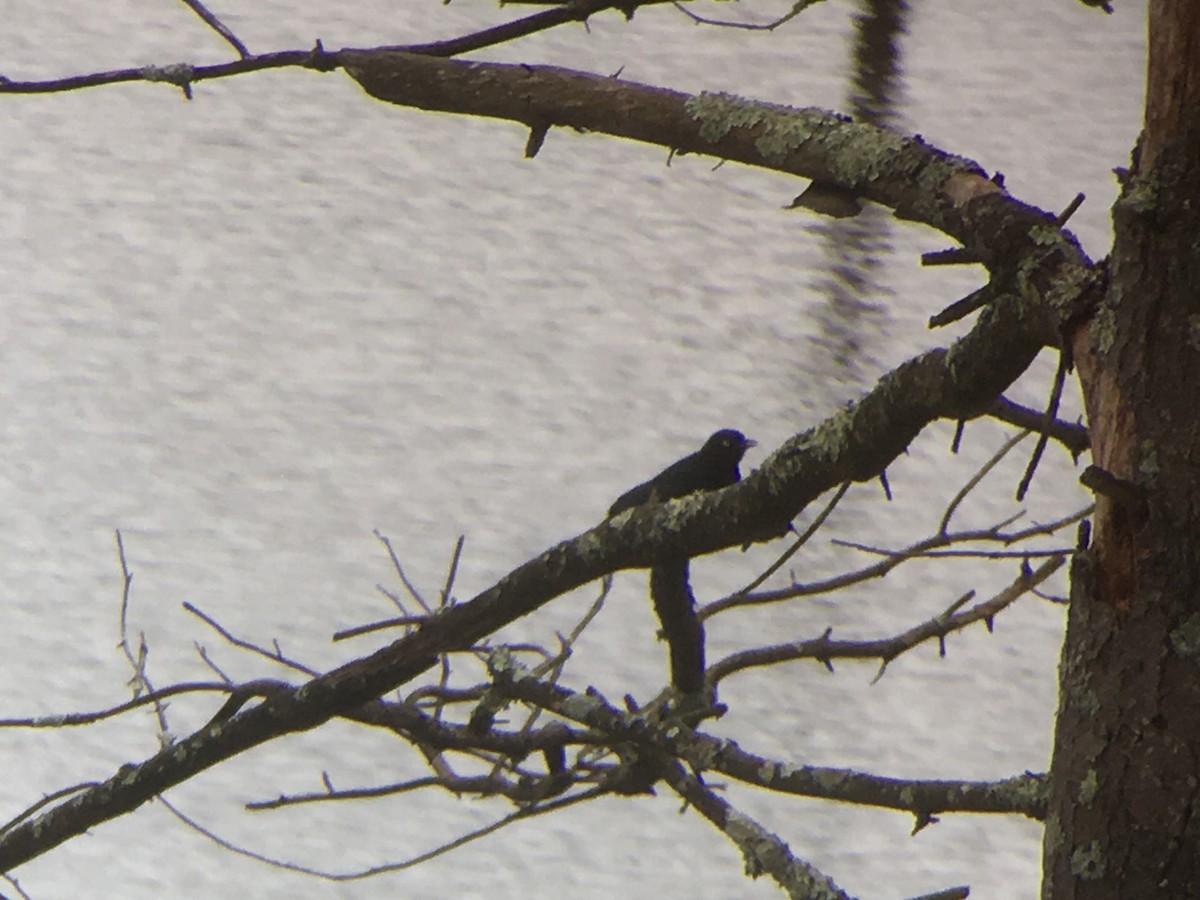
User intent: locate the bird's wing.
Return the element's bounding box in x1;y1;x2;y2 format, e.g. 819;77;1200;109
608;480;655;518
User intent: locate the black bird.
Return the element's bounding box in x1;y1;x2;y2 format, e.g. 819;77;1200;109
608;429;757;518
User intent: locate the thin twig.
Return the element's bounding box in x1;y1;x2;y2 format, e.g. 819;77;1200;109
402;0;673;58
987;396;1088;457
928;284;993;327
114;532;171;742
177;0;250;58
709;555;1066;684
183;602;318;677
833;542;1070;560
160;783;606;880
1055;192;1086;226
332;615;428;641
374;530;432;614
500;676;1049;819
1;872;33;900
0;682;231;729
441;535;466;608
721;482;849;606
487;576;613;780
672;0;825;31
250;766;574;809
705;504;1088;617
194;644;234;684
1017;350;1069;500
534;575;612;679
939;430;1029;534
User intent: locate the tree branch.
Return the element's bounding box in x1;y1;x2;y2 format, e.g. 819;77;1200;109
0;45;1099;874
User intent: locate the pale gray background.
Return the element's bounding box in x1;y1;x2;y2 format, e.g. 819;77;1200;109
0;2;1144;898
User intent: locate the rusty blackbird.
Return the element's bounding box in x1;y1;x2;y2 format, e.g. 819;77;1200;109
608;429;756;518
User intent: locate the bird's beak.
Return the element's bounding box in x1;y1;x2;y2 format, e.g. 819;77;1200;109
745;438;758;449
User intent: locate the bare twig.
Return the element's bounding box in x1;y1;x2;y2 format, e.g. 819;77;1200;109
1017;350;1070;500
486;576;613;780
499;676;1049;819
2;872;33;900
195;644;234;684
434;651;453;726
725;482;850;603
332;615;428;641
249;767;573;809
705;505;1088;617
939;430;1029;534
672;0;826;32
534;575;612;679
374;529;432;614
402;0;674;58
987;396;1088;457
160;783;605;880
114;532;171;743
928;284;993;327
441;535;466;608
177;0;250;58
909;888;970;900
833;542;1069;561
183;602;318;677
1055;192;1086;226
0;682;231;730
708;555;1066;684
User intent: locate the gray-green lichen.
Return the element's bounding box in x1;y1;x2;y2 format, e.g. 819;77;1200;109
1168;612;1200;657
1044;815;1064;856
1077;685;1100;717
983;772;1049;813
822;122;909;183
658;491;707;533
1078;769;1099;805
1030;224;1070;249
686;91;902;172
1138;439;1159;479
726;811;846;898
726;810;772;878
575;526;612;561
487;645;523;679
796;405;856;463
1089;289;1119;355
688;739;721;770
811;767;851;791
139;63;195;86
775;762;801;780
1115;171;1159;214
916;158;957;196
1070;839;1106;881
560;691;603;721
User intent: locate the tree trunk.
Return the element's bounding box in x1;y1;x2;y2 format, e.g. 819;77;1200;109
1043;3;1200;897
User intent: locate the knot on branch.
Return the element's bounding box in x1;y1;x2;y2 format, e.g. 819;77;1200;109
306;39;339;73
139;63;195;88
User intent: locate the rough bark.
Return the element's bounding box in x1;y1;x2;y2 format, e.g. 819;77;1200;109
1043;3;1200;896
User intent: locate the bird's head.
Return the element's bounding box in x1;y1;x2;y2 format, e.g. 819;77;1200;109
701;429;756;463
